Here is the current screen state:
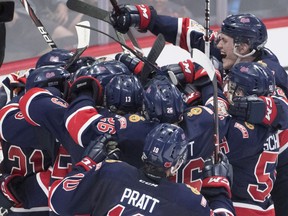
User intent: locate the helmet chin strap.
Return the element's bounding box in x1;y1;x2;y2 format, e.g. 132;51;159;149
232;44;256;67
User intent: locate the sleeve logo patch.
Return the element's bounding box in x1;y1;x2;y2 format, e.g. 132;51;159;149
187;107;202;117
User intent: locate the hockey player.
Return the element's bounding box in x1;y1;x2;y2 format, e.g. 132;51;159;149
111;8;287;127
0;69;71;215
111;9;288;213
49;123;235;216
65;74;184;168
219;62;279;215
19;65;88;164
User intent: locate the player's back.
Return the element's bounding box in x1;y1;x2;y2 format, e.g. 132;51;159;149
221;117;278;211
50;160;212;216
0;99;59;214
0;102;58;175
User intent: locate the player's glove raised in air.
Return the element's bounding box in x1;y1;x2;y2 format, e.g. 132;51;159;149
110;4;157;34
0;173;23;214
115;53;144;75
77;134;121;171
161;59;222;87
228;95;280;128
201;152;233;199
68;76;103;105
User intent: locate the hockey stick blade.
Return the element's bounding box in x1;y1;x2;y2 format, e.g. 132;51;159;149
141;33;165;83
66;0;127;52
192;48;220;162
76;24;159;72
76;20;90;49
19;0;57;49
67;0;111;23
191;48;215;81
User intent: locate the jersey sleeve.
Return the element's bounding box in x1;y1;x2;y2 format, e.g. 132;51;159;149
150;15;221;59
64;95;116;147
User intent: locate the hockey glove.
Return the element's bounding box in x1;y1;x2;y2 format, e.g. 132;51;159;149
115;53;144;75
0;73;27;107
162;59;222;87
110;4;157;34
182;83;202;106
69;76;103;105
78;134;121;171
228;95;279;127
201;152;233;199
0;173;23;211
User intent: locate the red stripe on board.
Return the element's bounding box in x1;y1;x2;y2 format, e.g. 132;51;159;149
1;17;288;76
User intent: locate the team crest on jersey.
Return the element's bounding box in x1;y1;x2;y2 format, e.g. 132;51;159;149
245;122;255;130
129;114;145;122
234;122;249;138
51;98;68;108
187;107;202;117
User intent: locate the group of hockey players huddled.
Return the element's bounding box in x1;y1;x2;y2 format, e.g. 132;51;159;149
0;3;288;216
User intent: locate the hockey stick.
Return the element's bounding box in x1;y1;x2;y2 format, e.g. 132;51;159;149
109;0;143;56
141;33;166;83
66;0;143;56
192;0;220;162
76;24;159;73
75;20;91;49
64;21;91;71
66;0;127;52
19;0;57;49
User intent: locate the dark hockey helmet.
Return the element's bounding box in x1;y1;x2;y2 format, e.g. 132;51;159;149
25;66;70;97
143;76;184;123
221;13;267;50
36;49;74;68
36;49;95;73
67;56;96;74
104;74;144;114
73;60;132;87
142;123;188;174
227;62;275;99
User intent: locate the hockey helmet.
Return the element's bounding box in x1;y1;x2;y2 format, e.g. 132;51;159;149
221;13;267;50
25;65;70;96
104;74;144;114
226;62;275;101
73;60;132;87
142;123;188;174
143;76;184;123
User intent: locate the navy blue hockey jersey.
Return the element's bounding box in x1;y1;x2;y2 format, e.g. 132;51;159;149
49;159;235;216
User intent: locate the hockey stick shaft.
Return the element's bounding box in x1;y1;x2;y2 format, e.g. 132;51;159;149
141;33;165;83
76;24;159;72
19;0;57;49
205;0;220;162
205;0;220;163
66;0;142;55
